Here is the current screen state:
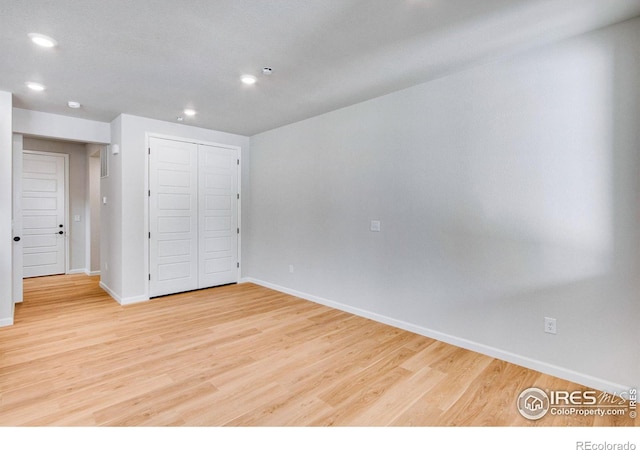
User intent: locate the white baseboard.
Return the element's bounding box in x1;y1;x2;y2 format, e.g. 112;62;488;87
99;281;148;306
68;269;100;276
120;295;148;305
241;277;632;396
0;317;14;327
99;281;119;303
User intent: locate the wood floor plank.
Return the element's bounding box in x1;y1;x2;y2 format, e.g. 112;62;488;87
0;274;635;427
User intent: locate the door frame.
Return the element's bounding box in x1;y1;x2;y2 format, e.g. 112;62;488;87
21;150;71;277
145;133;241;299
12;134;23;303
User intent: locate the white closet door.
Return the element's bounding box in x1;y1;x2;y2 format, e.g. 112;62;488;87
149;137;198;297
198;144;238;288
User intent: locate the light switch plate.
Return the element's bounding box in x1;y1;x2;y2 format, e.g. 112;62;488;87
370;220;381;232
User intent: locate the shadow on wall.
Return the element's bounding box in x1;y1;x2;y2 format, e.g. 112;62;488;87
349;36;621;314
414;30;640;386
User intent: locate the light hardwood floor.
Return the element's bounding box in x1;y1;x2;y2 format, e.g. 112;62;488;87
0;274;635;426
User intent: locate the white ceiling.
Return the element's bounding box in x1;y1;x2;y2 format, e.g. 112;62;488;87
2;0;640;136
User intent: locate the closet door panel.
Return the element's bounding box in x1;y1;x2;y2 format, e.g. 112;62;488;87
198;145;238;288
149;137;198;297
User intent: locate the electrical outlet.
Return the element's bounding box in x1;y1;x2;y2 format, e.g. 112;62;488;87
289;265;294;274
544;317;557;334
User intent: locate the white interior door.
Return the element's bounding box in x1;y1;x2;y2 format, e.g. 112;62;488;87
22;152;66;278
198;144;239;288
12;134;23;302
149;137;198;297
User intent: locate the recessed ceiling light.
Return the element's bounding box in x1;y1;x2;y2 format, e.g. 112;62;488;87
26;82;45;91
28;33;57;48
67;101;81;109
241;75;257;85
183;109;196;117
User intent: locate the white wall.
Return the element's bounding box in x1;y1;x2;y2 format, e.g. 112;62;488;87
22;138;89;273
246;18;640;391
101;114;250;304
100;117;123;299
13;108;111;144
0;91;13;326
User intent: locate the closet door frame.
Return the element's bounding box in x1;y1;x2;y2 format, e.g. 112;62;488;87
145;133;241;299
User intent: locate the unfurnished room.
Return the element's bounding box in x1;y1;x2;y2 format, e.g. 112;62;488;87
0;0;639;444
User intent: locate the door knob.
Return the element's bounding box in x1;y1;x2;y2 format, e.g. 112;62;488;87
13;236;20;242
58;231;64;235
59;224;64;227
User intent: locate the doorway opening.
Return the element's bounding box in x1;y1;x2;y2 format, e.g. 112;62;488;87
12;135;104;303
